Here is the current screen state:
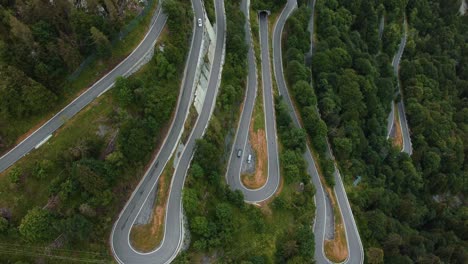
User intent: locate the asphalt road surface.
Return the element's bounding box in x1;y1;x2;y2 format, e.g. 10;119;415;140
273;1;364;263
388;18;412;155
0;6;168;174
111;0;226;262
225;0;280;203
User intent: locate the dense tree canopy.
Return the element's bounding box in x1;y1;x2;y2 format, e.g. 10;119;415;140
300;0;467;262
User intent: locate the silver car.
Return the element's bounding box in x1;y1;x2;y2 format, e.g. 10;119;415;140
198;18;202;27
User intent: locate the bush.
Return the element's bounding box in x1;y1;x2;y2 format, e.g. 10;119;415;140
8;167;22;184
19;207;56;242
0;217;8;233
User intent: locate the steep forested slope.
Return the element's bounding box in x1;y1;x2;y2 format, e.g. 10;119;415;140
402;0;466;195
0;0;191;262
308;0;467;263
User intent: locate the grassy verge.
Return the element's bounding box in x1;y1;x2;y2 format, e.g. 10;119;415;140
253;87;266;131
130;156;175;252
250;10;266;132
268;14;280;98
182;105;199;144
1;0;159;155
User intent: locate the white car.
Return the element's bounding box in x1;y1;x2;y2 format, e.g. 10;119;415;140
198;18;202;27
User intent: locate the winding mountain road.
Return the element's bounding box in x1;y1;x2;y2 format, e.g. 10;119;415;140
225;1;280;203
387;18;412;155
0;5;167;173
273;1;363;263
111;0;226;263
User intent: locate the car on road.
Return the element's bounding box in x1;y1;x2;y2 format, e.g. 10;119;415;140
237;149;242;158
198;18;202;27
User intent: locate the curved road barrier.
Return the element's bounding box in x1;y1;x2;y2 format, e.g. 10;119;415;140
0;5;167;174
273;1;364;263
111;0;226;263
225;0;280;203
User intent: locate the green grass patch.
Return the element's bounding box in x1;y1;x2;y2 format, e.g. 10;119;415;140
182;105;199;144
253;89;265;132
250;9;265;132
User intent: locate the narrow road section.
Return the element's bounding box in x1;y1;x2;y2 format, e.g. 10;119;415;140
388;18;412;155
0;5;168;173
273;1;363;263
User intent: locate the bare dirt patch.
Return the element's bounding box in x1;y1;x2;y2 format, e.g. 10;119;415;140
325;218;348;263
241;125;267;189
310;153;349;262
393;105;403;150
322;184;349;262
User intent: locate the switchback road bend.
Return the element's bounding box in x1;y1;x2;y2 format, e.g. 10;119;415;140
225;1;280;203
111;0;205;263
111;0;226;263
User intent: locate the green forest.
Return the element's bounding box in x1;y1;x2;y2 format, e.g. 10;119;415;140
0;0;191;262
306;0;466;263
